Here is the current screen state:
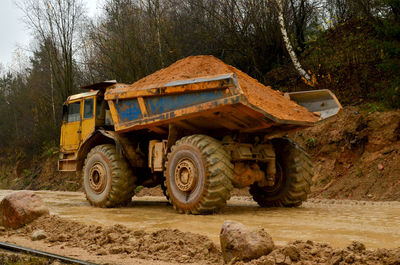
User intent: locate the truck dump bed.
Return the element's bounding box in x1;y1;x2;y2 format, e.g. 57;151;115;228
103;56;340;135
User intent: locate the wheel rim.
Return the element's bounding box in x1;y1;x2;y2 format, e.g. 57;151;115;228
89;162;107;194
168;149;205;205
174;158;198;192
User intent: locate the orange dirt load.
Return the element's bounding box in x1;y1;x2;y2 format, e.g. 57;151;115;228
129;55;318;123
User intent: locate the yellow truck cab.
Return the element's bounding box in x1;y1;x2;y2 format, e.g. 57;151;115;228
59;90;111;171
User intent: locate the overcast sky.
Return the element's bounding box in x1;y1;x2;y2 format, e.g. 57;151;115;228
0;0;101;70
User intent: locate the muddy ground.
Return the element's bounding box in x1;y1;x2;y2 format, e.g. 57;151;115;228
0;190;400;264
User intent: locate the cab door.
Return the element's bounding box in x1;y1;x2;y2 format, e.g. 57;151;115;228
81;97;96;143
60;101;82;152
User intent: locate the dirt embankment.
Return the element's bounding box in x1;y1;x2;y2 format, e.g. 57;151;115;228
290;106;400;201
0;155;80;192
2;215;400;265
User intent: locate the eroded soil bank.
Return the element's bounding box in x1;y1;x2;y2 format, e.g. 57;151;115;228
290;106;400;201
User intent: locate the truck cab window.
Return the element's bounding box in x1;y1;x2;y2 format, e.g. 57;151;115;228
67;102;81;123
84;98;94;119
96;98;105;119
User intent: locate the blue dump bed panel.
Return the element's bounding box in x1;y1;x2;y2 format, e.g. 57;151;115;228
116;100;142;122
116;90;227;123
104;73;313;133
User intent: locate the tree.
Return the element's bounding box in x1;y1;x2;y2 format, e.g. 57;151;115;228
84;0;150;83
28;41;63;144
275;0;314;86
18;0;86;102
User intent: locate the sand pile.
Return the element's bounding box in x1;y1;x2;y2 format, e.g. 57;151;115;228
236;240;400;265
3;215;400;264
130;55;318;123
13;215;222;264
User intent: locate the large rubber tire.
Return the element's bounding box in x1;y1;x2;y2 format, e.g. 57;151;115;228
250;138;313;207
83;144;137;207
165;135;234;214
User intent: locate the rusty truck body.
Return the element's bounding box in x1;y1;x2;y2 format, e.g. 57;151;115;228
59;73;341;214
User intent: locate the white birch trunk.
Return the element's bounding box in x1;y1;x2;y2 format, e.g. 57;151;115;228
276;0;312;83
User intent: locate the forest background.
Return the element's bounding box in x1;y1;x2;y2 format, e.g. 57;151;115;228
0;0;399;160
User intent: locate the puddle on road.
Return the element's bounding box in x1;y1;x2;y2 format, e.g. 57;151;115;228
1;190;399;249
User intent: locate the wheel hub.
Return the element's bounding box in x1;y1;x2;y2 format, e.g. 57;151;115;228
89;162;107;194
175;159;197;192
263;163;284;192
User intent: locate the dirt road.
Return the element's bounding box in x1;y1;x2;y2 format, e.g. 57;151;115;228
0;190;399;250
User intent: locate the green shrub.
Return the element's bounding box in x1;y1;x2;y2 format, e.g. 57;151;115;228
134;185;144;194
305;137;317;149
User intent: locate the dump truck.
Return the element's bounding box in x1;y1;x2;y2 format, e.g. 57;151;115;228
58;57;341;214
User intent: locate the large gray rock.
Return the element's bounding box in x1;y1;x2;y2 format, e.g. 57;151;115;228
220;220;274;263
0;191;49;229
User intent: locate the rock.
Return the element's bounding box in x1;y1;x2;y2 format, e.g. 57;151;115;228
310;247;319;256
344;253;355;263
347;241;366;252
330;255;343;265
378;164;384;171
387;254;400;265
220;220;274;263
0;191;49;229
133;230;145;237
275;252;291;264
320;144;337;154
109;246;124;254
258;255;275;265
107;232;120;243
306;240;314;246
56;234;68;242
284;246;300;261
96;249;108;256
109;246;132;254
32;229;47;241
